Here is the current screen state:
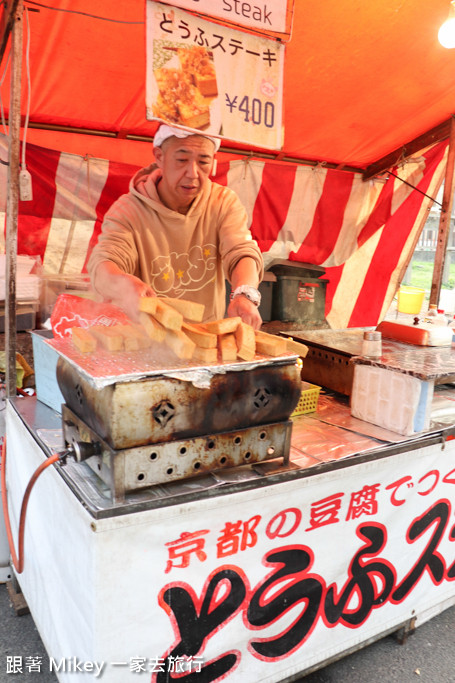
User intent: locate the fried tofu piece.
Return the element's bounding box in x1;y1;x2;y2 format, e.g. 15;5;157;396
138;312;166;343
194;73;218;97
153;299;183;331
116;324;151;351
71;326;97;353
235;322;256;361
182;322;217;348
138;297;159;316
202;317;241;335
154;67;210;129
218;333;238;362
254;330;287;357
178;46;218;97
178;98;210;129
90;325;124;351
165;329;196;360
164;297;205;322
285;338;309;358
193;345;218;364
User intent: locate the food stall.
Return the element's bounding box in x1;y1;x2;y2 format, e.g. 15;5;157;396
4;330;455;682
3;1;455;682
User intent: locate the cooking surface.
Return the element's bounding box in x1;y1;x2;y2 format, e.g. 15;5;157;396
289;328;455;382
48;336;299;389
11;384;455;518
289;328;368;356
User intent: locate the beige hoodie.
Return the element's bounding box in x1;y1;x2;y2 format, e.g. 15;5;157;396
88;166;263;322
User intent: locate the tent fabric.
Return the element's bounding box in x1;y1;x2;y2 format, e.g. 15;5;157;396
0;134;447;327
1;1;454;329
1;1;455;168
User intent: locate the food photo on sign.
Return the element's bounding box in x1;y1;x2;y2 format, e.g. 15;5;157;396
145;1;285;149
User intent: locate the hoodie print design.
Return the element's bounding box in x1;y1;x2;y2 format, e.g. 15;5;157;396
150;243;217;297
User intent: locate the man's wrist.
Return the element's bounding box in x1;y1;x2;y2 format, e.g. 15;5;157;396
230;285;261;307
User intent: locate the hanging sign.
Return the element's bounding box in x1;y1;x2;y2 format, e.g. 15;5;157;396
146;1;284;150
158;0;290;35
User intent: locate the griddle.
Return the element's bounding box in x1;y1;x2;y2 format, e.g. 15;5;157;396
285;328;365;395
285;328;455;395
49;337;302;502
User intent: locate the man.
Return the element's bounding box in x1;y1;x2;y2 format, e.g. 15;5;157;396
88;124;264;328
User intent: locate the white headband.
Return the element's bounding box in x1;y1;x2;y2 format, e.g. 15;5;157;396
153;124;221;152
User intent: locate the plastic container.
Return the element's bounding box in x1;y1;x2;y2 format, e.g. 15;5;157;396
257;272;276;322
425;304;438;318
291;382;321;416
396;286;425;315
435;309;448;325
268;260;326;279
351;364;434;436
423;304;438;323
0;301;38;332
449;315;455;341
272;275;328;323
267;261;328;323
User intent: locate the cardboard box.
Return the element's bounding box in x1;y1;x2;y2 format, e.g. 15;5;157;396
31;330;65;414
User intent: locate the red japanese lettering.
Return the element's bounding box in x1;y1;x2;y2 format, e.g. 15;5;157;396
165;530;209;573
346;484;380;520
266;508;302;538
216;515;261;558
306;493;343;530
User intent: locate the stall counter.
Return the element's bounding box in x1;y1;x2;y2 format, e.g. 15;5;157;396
4;384;455;682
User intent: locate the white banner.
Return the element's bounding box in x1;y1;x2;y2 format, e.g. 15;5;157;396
142;441;455;680
146;1;284;150
6;400;455;682
157;0;289;34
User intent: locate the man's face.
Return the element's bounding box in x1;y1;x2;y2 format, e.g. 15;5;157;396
154;135;215;214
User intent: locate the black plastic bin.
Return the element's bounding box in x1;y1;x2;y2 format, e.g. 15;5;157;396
268;261;328;324
272;275;328;323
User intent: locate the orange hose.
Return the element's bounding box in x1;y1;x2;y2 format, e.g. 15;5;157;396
1;436;60;574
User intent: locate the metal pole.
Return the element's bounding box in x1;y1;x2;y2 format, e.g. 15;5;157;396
430;116;455;307
5;0;23;397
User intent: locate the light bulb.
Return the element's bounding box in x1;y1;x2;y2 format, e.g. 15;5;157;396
439;13;455;48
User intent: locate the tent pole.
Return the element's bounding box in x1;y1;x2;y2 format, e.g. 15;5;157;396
5;0;23;397
430;116;455;308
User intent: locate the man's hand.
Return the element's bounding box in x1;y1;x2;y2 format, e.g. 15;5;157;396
228;257;263;329
110;273;155;322
227;295;262;330
92;262;155;322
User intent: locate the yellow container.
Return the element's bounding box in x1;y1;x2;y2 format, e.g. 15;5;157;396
291;382;321;417
397;286;425;315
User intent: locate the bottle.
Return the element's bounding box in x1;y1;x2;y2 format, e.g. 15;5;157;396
362;331;382;358
449;315;455;341
423;304;438;322
435;309;448;326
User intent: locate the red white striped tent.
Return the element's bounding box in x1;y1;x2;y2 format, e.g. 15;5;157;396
0;135;447;327
1;1;455;327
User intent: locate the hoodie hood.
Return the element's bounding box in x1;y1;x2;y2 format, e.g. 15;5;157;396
128;164;212;219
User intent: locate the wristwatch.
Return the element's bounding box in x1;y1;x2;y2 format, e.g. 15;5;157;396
230;285;261;307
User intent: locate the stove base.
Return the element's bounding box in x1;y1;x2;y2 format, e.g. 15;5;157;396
62;405;293;502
